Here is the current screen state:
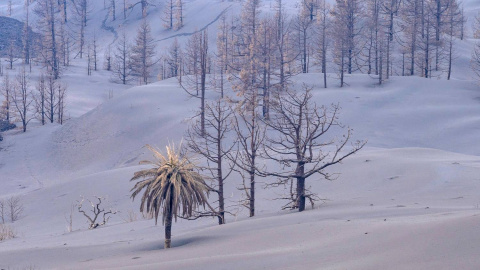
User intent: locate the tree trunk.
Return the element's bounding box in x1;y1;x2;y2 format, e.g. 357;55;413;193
296;162;305;212
164;190;173;249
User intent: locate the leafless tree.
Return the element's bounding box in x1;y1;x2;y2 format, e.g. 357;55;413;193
11;68;33;132
77;196;117;229
332;0;362;76
7;196;24;222
112;31;133;84
6;40;19;70
471;42;480;82
165;38;182;79
34;0;61;79
71;0;92;59
182;30;209;135
45;74;58;123
1;73;12;123
186;98;236;225
34;74;47;125
174;0;184;30
23;1;32;65
56;82;67;125
130;20;156;85
272;0;297;91
474;11;480;39
0;199;5;224
230;95;266;217
315;0;330;88
162;0;175;29
262;85;365;212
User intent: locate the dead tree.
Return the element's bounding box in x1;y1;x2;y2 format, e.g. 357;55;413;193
186;98;236;225
130;20;156;85
11;68;33;132
112;31;132;84
162;0;174;29
34;74;47;125
7;197;24;222
0;199;5;224
1;73;12;123
471;42;480;82
57;82;67;124
230;95;266;217
181;30;209;135
35;0;61;79
262;85;365;212
77;196;117;229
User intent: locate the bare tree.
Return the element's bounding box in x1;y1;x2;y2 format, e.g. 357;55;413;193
11;68;33;132
35;0;61;79
162;0;174;30
6;40;18;70
230;95;266;217
130;20;156;85
174;0;184;30
7;197;24;222
315;0;330;88
1;73;12;123
165;38;182;79
272;0;297;91
104;46;112;71
332;0;362;75
71;0;92;59
45;74;58;123
77;196;117;229
262;85;365;212
0;199;5;224
34;74;47;125
23;1;31;65
446;0;462;80
186;98;236;225
56;82;67;124
112;31;132;84
471;42;480;82
181;30;209;135
474;11;480;39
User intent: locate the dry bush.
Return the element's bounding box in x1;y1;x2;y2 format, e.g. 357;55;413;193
121;209;138;223
0;223;16;241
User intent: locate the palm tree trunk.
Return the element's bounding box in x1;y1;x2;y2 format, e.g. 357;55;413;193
164;193;173;248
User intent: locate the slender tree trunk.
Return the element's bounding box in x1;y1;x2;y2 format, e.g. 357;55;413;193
296;162;305;212
164;190;173;249
218;125;225;225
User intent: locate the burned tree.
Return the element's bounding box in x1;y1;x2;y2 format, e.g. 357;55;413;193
77;196;117;230
11;68;33;133
186;98;236;225
230;95;266;217
262;85;365;212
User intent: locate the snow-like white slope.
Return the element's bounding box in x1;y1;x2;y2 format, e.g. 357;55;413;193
1;73;480;269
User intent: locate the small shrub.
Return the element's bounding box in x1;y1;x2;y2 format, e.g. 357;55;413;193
0;223;16;241
121;209;138;223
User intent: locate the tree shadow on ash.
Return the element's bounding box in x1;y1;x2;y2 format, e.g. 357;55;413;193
138;235;220;251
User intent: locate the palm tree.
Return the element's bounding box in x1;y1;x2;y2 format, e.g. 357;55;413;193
130;144;209;249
